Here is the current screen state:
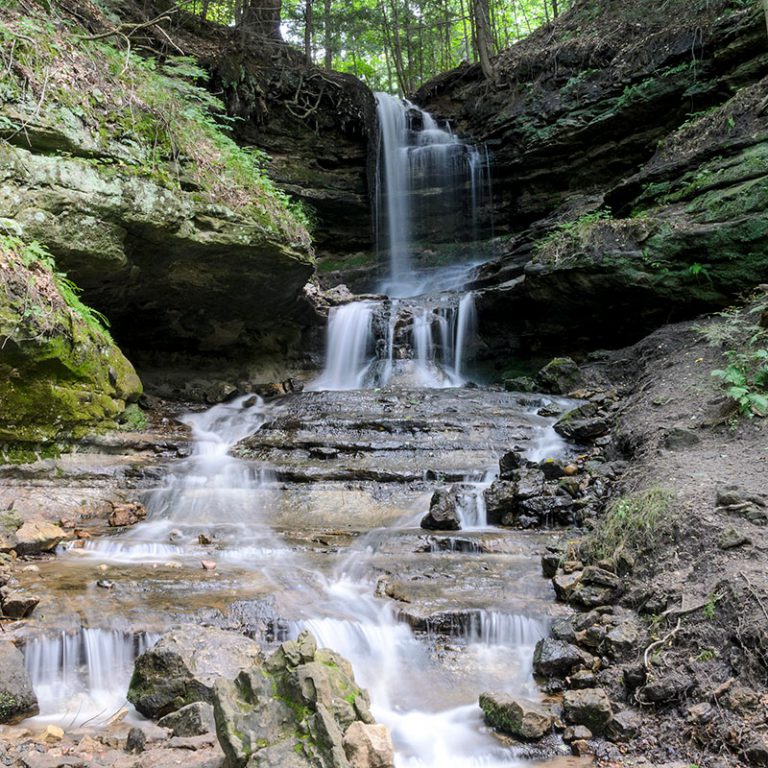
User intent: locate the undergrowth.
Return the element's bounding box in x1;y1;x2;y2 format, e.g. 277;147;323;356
695;293;768;418
533;208;612;264
588;487;677;561
0;224;110;339
0;4;311;248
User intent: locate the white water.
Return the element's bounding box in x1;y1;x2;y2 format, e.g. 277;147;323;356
64;394;287;563
310;292;479;391
24;628;159;728
374;93;491;297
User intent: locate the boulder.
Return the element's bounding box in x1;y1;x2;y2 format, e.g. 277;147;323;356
157;701;216;737
562;688;612;735
533;639;592;678
483;480;518;525
554;404;611;442
14;520;65;555
606;708;642;741
108;502;147;528
214;631;378;768
342;722;395;768
420;488;461;531
0;641;38;723
479;692;553;740
534;358;584;395
127;625;262;719
498;450;525;478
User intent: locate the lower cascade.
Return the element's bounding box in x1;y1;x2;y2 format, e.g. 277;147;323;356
309;291;478;391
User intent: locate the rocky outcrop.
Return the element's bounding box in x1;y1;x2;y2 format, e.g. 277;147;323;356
416;0;768;359
213;631;386;768
0;144;314;359
479;692;553;740
0;238;141;442
210;37;376;271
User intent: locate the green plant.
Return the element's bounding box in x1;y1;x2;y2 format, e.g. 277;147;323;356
0;232;111;339
702;593;718;620
712;348;768;417
588;487;676;561
687;262;711;281
533;208;613;263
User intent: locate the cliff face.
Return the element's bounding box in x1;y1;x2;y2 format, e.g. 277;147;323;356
416;0;768;362
212;48;376;261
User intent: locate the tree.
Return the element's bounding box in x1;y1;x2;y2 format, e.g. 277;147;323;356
472;0;493;79
304;0;314;64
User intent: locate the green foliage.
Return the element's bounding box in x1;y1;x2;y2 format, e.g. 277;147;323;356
711;349;768;418
588;487;676;561
180;0;577;93
0;231;111;339
533;208;612;262
702;295;768;418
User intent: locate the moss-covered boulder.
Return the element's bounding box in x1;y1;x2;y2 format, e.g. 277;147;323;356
214;631;376;768
0;236;141;443
127;625;262;719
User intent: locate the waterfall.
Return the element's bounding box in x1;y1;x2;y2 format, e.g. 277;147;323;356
308;302;375;391
374;93;491;297
310;293;478;391
24;628;159;727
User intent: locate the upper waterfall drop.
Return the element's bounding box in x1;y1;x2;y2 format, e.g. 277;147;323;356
374;92;492;298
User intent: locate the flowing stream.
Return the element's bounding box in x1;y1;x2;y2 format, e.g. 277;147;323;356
17;93;570;767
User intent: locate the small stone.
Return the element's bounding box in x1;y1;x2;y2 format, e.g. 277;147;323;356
14;520;65;555
421;488;461;531
168;529;183;542
342;721;395;768
719;528;751;549
564;464;579;476
96;579;114;590
541;552;560;579
108;502;147;528
2;591;40;618
201;560;217;571
563;725;592;742
164;561;182;569
664;427;700;450
21;565;40;573
569;670;596;689
606;708;642;741
126;727;146;753
198;533;213;545
533;639;592;677
43;724;64;742
571;739;592;756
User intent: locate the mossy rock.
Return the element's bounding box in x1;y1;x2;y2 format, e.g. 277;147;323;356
0;239;141;444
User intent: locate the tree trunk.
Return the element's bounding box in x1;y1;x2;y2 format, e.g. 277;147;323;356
304;0;314;65
239;0;282;39
552;0;559;19
472;0;493;79
324;0;333;70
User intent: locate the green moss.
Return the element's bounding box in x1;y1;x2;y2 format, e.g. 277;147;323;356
0;236;141;443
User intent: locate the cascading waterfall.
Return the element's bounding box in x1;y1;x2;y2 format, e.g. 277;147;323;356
66;394;283;562
311;92;489;391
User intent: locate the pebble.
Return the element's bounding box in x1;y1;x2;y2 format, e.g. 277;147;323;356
22;565;40;573
98;564;109;572
201;560;217;571
96;579;114;589
42;725;64;742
